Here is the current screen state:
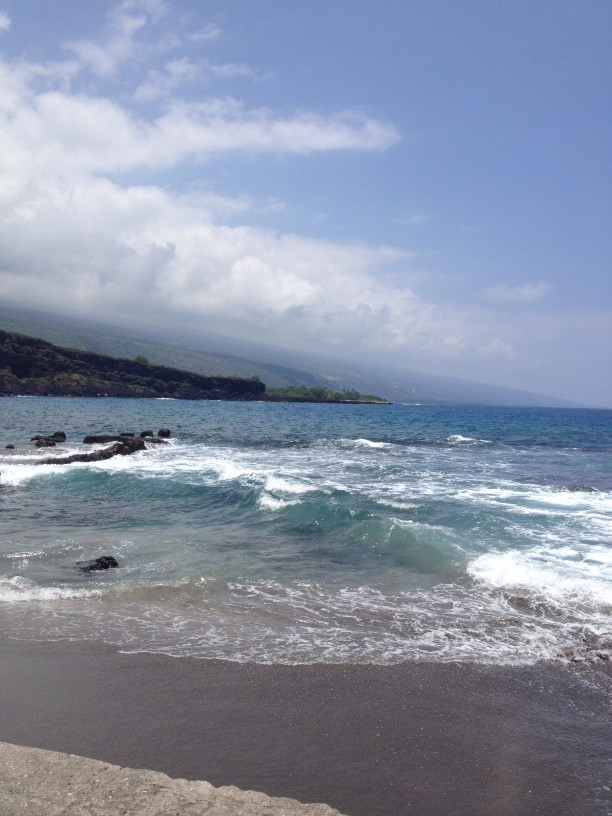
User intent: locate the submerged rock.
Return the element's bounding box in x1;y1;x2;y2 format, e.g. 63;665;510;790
76;556;119;572
39;436;146;465
5;444;15;449
83;435;122;444
31;431;66;443
35;438;56;447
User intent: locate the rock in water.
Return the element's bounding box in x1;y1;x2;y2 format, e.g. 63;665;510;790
31;431;66;443
39;437;145;465
158;428;171;438
83;435;122;444
76;556;119;572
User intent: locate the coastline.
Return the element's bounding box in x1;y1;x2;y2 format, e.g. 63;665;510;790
0;639;610;816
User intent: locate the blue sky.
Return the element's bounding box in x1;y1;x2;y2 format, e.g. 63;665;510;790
0;1;610;405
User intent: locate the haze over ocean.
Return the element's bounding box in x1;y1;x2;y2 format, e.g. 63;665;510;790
1;397;610;671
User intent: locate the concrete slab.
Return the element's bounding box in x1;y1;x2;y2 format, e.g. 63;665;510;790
0;742;346;816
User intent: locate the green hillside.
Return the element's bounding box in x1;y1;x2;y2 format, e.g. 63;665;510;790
0;330;265;400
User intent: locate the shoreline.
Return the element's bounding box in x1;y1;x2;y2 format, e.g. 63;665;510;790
0;639;610;816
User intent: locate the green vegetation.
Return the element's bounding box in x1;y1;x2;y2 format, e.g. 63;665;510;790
0;330;265;401
0;329;388;404
134;354;149;364
266;385;388;403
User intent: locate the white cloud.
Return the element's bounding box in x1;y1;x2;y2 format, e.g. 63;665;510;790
66;0;168;76
397;213;429;226
482;281;551;303
190;24;222;43
0;79;401;180
0;11;10;32
134;58;201;102
209;62;259;79
3;0;606;404
0;21;408;359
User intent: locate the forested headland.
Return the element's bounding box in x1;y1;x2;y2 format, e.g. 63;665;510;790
0;330;387;403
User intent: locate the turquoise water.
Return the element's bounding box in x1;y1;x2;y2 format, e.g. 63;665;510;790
1;397;611;665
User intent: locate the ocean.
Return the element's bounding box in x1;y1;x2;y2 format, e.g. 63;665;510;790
1;397;611;668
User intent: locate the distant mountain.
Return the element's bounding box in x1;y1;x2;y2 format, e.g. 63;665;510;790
0;303;578;406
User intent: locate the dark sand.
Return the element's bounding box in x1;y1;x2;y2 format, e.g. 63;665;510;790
0;639;610;816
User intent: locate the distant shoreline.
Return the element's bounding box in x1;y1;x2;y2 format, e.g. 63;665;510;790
0;329;388;403
3;393;390;404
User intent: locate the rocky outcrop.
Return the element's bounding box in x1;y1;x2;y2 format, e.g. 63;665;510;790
83;433;168;445
83;435;125;444
35;438;56;447
31;431;66;447
38;436;146;465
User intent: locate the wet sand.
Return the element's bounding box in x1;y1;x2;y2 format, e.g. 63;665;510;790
0;639;610;816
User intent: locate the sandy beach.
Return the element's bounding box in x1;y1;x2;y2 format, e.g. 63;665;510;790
0;639;610;816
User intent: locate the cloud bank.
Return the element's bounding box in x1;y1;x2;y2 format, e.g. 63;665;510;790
0;0;610;405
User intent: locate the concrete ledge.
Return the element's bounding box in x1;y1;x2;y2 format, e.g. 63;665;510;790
0;742;346;816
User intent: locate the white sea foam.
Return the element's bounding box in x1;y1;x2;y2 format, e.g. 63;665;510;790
351;438;391;448
263;475;316;495
257;492;298;511
2;401;611;668
0;463;65;486
447;434;492;445
4;575;606;666
0;574;103;602
468;548;612;608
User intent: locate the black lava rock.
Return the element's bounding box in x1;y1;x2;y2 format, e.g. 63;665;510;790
76;556;119;572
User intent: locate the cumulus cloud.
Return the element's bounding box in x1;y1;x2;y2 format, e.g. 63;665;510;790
0;11;10;31
4;0;592;392
482;281;551;303
0;81;400;181
0;0;409;363
134;58;201;102
66;0;168;76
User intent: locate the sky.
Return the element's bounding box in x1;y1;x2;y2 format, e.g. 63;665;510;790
0;1;610;406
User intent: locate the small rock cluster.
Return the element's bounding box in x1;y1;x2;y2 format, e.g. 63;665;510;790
30;431;67;448
4;429;173;451
3;429;174;576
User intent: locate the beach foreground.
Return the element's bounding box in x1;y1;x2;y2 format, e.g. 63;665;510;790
0;640;610;816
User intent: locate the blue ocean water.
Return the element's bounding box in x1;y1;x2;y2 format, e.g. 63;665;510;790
1;397;611;666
